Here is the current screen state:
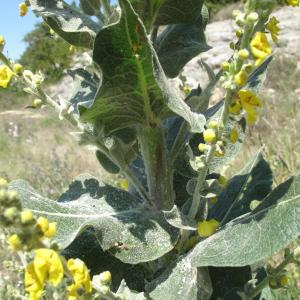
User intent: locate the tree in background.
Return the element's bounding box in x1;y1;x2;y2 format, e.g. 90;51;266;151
19;22;72;83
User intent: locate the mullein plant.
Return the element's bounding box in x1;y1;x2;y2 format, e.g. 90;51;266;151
0;0;300;299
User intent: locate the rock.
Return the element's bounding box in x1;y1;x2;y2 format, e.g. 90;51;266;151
180;6;300;89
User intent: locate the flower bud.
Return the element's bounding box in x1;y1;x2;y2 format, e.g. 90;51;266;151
229;42;235;50
238;49;250;60
197;219;220;238
294;247;300;260
100;285;110;295
99;271;112;285
4;207;19;221
247;12;259;23
235;29;243;38
120;179;129;191
203;129;217;144
0;177;8;189
279;275;289;287
198;143;207;153
218;176;228;187
8;234;21;250
32;99;43;108
221;61;230;71
21;209;33;224
13;63;23;75
208;120;219;130
250;200;261;210
232;10;241;17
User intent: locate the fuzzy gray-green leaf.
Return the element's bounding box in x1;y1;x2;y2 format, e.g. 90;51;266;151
28;0;100;48
189;175;300;267
209;149;273;224
146;256;212;300
155;24;211;78
9;174;179;264
80;0;206;134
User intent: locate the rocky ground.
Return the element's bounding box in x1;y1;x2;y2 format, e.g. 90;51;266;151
181;6;300;88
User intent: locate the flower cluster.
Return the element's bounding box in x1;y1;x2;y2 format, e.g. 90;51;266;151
0;183;57;252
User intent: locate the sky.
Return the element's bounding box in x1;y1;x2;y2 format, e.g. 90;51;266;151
0;0;88;60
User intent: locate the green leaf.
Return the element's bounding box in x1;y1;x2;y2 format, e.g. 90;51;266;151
246;56;273;93
146;256;212;300
96;150;120;174
9;174;179;264
155;0;207;25
189;175;300;267
80;0;206;134
209;149;273;224
155;24;211;78
28;0;100;48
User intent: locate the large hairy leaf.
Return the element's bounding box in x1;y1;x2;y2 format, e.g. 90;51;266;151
28;0;100;48
155;24;210;78
146;256;212;300
155;0;207;25
67;68;99;116
209;150;273;224
9;174;179;264
80;0;206;134
189;175;300;267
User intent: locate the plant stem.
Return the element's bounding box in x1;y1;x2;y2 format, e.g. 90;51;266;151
138;124;174;210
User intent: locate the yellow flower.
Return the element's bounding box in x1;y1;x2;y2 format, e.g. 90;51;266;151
238;89;262;124
19;2;28;16
203;129;217;144
120;179;129;191
36;216;57;238
250;32;272;66
8;234;22;250
197;219;220;238
287;0;300;7
0;66;14;88
229;101;242;115
25;249;64;299
234;70;248;86
266;16;280;42
67;258;92;299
